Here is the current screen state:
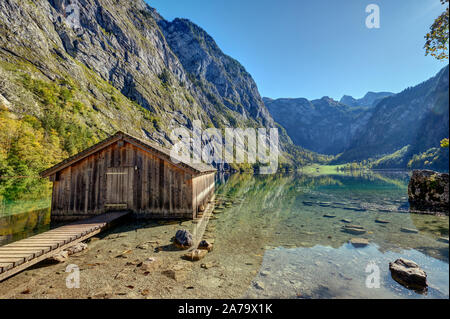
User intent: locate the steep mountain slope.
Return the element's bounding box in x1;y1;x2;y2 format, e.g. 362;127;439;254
340;92;394;108
152;12;274;127
265;66;449;170
263;96;374;155
0;0;322;178
338;65;449;164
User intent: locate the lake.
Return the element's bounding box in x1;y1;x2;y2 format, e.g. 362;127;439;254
212;171;449;299
0;171;448;299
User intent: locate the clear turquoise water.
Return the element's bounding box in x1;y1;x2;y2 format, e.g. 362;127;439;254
212;171;449;299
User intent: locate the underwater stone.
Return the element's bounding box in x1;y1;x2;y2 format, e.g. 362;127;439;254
389;258;427;292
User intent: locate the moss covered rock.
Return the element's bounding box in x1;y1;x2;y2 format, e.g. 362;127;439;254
408;170;449;215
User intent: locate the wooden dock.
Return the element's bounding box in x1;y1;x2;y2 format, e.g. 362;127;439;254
0;211;129;282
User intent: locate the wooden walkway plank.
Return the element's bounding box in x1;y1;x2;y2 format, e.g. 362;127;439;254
0;211;129;282
0;263;13;273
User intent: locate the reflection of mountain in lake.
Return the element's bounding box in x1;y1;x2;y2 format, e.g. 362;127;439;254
214;172;448;263
209;172;448;298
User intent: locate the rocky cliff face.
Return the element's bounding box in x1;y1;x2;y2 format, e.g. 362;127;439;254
0;0;313;175
154;14;274;127
265;66;449;170
264;96;374;155
338;65;449;165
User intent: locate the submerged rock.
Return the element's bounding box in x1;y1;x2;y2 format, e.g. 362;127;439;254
253;281;265;290
400;228;419;234
408;170;449;215
389;258;428;292
174;230;193;249
342;225;366;235
349;238;369;248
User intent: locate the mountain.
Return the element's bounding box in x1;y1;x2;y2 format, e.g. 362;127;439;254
263;96;374;155
265;66;449;170
340;92;394;108
0;0;324;178
337;65;449;168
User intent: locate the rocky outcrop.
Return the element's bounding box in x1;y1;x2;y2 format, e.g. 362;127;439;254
389;258;428;292
408;170;449;215
0;0;313;173
155;16;274;127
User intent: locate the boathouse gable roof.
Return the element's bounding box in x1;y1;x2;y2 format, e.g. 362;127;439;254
40;131;216;178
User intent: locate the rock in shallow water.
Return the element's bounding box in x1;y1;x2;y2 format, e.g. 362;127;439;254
349;238;369;248
389;258;427;292
342;225;366;235
400;227;419;234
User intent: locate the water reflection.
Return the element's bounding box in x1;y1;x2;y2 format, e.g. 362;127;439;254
0;208;51;246
0;177;51;246
212;171;449;298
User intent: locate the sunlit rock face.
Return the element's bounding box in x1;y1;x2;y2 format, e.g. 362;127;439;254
409;170;449;215
1;0;302;171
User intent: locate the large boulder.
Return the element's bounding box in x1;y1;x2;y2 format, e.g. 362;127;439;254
408;170;449;215
174;230;193;249
389;258;428;292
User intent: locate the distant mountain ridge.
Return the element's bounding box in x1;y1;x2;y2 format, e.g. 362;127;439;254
340;91;394;108
337;65;449;169
265;65;449;170
264;95;375;155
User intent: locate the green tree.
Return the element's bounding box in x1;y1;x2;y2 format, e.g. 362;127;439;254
424;0;449;60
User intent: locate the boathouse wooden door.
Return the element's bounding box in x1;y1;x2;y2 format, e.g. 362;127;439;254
105;167;134;211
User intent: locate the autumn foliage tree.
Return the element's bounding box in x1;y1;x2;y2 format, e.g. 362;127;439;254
425;0;449;149
424;0;449;60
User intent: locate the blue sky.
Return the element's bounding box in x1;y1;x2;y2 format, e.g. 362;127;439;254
147;0;447;100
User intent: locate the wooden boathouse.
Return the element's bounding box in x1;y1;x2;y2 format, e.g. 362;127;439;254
40;131;216;222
